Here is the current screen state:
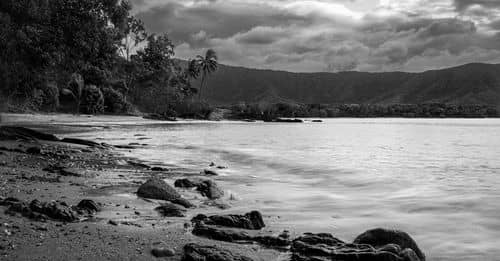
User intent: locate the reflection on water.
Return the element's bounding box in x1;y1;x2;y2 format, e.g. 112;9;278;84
69;119;500;261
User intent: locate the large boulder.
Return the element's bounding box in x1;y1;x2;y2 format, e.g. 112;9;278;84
192;211;265;230
137;177;193;208
353;228;425;261
137;177;182;201
182;243;255;261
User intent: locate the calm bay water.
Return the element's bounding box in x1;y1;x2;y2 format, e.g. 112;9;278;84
70;118;500;261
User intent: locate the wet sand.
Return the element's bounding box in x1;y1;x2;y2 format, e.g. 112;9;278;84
0;114;282;261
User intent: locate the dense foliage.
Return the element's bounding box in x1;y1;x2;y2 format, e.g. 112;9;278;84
0;0;200;115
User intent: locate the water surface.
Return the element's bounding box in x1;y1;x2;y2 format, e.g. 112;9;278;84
69;118;500;261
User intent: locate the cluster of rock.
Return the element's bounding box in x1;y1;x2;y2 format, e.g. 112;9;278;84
184;207;425;261
291;229;424;261
175;178;224;199
0;197;101;222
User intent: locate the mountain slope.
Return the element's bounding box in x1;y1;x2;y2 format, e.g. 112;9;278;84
193;63;500;105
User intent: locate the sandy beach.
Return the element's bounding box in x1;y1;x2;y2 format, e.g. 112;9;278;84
0;114;283;261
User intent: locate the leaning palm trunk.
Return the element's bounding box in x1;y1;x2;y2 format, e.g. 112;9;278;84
198;73;206;100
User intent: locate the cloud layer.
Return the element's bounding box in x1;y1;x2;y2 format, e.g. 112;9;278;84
132;0;500;72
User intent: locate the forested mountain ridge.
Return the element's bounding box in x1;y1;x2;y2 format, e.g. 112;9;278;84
195;63;500;106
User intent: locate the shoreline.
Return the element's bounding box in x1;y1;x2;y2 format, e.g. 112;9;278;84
0;114;427;261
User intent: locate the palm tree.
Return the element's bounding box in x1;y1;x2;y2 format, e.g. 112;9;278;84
192;49;218;100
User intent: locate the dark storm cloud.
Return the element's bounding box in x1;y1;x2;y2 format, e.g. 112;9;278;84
132;1;306;45
129;0;500;72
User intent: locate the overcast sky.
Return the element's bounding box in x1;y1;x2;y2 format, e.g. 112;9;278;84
131;0;500;72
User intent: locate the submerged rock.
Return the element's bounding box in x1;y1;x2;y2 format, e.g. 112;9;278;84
155;203;186;217
353;228;425;261
182;243;255;261
192;211;265;230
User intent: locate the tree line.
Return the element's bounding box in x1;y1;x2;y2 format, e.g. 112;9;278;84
229;102;499;119
0;0;217;117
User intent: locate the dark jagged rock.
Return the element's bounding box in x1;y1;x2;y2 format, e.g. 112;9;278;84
182;243;255;261
61;137;101;147
0;126;59;141
291;232;422;261
353;228;425;261
312;120;323;122
75;199;101;214
175;178;224;200
155;203;186;217
192;211;264;230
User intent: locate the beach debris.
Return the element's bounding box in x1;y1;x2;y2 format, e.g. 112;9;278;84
108;220;118;226
192;211;265;230
175;178;224;200
137;177;193;208
182;243;255;261
155;202;187;217
151;247;175;257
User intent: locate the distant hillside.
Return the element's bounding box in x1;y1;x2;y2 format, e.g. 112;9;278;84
192;63;500;105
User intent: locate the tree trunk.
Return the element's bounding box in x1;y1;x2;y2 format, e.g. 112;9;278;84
198;73;206;101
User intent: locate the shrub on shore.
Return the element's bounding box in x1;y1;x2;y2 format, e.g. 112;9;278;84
79;85;104;114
